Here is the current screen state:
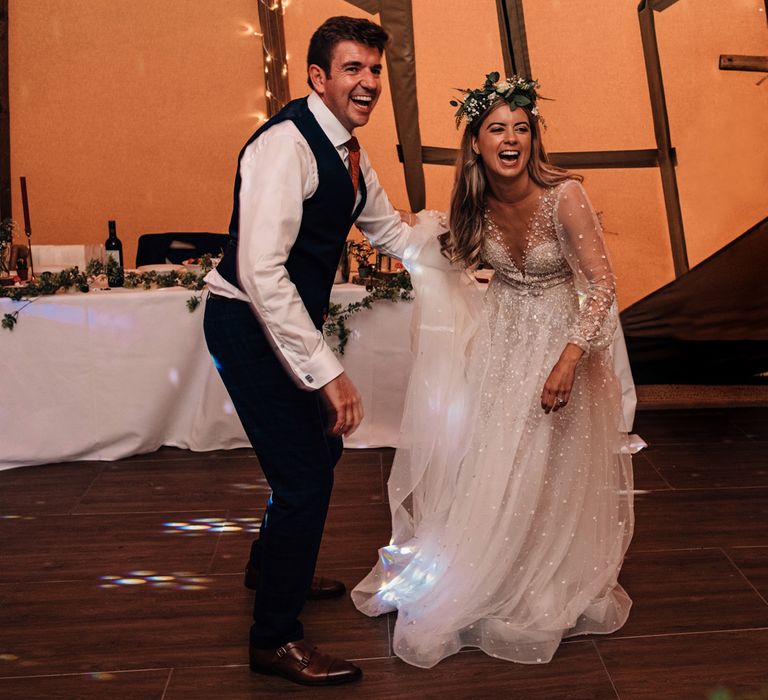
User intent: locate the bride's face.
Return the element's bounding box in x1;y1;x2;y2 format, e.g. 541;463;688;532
471;105;532;181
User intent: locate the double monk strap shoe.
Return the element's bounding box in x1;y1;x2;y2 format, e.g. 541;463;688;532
244;563;346;600
249;640;362;686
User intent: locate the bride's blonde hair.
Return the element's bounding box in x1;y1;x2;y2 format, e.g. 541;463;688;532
443;102;580;269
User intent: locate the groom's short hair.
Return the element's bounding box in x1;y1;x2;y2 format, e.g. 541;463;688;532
306;16;389;89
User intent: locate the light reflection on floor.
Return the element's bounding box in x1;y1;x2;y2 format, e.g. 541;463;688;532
229;482;268;491
98;570;213;590
0;515;37;520
162;516;261;535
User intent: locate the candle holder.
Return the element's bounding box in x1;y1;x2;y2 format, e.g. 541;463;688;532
20;177;35;279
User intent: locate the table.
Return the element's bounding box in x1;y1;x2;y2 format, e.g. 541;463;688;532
0;283;636;470
0;284;411;470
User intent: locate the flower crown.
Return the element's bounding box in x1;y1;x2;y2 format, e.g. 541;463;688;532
450;72;541;128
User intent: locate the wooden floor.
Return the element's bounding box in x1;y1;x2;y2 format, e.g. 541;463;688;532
1;408;767;699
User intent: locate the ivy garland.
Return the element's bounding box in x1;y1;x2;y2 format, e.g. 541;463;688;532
0;256;414;348
323;270;413;354
0;257;211;330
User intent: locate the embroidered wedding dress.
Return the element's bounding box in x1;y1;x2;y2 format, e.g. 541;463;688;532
352;180;634;668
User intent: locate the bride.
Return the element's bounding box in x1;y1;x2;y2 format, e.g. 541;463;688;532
352;73;635;668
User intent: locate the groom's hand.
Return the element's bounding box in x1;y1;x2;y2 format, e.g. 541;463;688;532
319;372;364;437
397;209;417;226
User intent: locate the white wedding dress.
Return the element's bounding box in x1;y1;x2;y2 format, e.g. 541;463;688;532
352;180;634;668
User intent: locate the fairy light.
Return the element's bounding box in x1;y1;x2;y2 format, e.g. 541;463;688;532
252;0;290;119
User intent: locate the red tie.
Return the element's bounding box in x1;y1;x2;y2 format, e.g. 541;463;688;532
345;137;361;200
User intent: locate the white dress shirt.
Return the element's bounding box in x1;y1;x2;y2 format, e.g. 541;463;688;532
205;90;413;390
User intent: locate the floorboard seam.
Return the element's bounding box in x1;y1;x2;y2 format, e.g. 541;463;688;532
160;667;174;699
720;547;768;608
68;462;109;514
600;625;768;642
205;510;230;575
638;455;675;491
591;639;622;700
121;454;258;465
65;509;241;516
0;667;173;681
646;485;768;492
637;440;763;447
626;546;720;554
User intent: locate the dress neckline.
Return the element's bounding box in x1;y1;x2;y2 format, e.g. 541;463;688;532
484;189;548;277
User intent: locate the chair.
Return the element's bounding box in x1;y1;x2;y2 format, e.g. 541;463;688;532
135;232;229;267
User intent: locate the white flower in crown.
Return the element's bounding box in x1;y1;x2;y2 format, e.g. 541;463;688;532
450;71;544;128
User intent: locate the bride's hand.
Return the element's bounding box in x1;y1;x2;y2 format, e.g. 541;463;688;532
541;344;584;413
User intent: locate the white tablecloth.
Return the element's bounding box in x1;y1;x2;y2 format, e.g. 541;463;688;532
0;284;411;470
0;283;636;470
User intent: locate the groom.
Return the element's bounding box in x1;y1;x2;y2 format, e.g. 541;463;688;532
203;16;412;687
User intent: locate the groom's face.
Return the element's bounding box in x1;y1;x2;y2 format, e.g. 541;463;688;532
310;40;383;133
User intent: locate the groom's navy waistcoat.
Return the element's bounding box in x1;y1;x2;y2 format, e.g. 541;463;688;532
216;97;367;329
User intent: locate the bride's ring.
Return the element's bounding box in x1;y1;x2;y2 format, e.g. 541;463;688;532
556;397;566;405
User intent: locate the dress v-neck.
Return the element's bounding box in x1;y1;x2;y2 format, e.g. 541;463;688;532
484;191;545;277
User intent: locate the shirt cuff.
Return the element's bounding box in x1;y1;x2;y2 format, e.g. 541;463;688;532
298;341;345;390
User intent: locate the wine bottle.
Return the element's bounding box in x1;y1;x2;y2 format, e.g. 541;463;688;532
105;219;124;287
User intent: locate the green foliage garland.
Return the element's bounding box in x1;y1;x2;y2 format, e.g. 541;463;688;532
323;271;413;354
0;256;213;331
1;254;414;349
0;219;15;275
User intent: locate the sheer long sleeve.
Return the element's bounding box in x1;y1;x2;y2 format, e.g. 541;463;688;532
556;180;617;352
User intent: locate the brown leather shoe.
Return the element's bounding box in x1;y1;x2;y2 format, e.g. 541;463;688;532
244;563;346;600
249;640;362;686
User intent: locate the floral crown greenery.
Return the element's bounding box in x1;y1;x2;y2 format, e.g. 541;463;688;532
450;72;542;128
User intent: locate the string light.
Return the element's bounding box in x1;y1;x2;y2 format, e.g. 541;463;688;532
249;0;290;121
239;23;262;37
